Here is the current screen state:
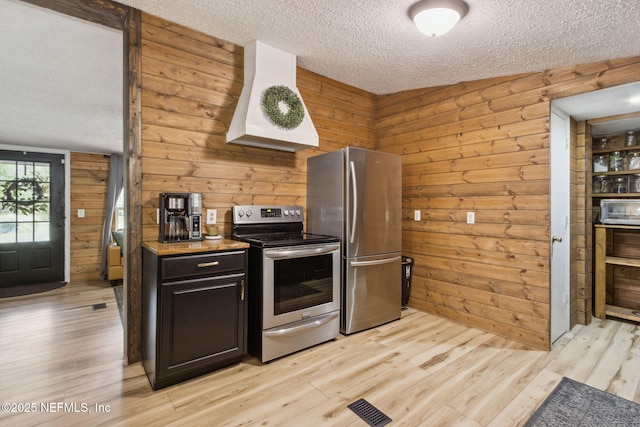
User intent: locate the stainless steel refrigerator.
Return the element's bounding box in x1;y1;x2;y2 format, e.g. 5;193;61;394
307;147;402;334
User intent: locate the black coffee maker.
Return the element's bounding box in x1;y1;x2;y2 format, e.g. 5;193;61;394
159;193;202;242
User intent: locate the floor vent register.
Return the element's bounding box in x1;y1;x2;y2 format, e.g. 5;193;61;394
348;398;392;427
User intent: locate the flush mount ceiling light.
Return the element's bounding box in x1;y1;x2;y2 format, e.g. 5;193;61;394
409;0;469;37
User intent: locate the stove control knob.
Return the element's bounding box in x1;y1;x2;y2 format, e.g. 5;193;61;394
246;210;252;217
295;209;301;217
283;209;289;216
237;210;244;217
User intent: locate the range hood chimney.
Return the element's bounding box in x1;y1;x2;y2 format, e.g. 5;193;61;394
226;41;319;152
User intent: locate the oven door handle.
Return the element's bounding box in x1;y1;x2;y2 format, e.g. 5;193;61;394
264;243;340;259
349;256;401;267
264;312;339;337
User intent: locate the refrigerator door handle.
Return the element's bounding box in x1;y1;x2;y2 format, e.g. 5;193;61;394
349;160;357;244
349;256;401;267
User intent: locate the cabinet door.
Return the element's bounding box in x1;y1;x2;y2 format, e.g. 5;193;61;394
159;272;245;380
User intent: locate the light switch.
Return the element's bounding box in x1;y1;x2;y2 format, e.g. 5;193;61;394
206;209;217;224
414;210;421;221
77;209;85;218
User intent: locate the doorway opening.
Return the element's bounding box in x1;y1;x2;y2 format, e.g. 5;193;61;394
0;0;139;361
551;82;640;337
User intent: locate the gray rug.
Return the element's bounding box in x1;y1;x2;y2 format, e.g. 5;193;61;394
525;377;640;426
0;281;66;298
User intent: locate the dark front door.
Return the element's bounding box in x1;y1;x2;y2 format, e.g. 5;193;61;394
0;151;65;287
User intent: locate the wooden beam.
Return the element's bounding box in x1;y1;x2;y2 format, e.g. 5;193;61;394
124;6;142;364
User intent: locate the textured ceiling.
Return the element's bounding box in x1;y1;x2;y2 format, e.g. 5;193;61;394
2;0;640;155
0;0;123;154
117;0;640;95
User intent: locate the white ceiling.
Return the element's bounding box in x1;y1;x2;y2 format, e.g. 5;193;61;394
2;0;640;154
0;0;123;154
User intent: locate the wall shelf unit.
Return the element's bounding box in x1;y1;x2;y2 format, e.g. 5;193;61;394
591;126;640;322
592;131;640;198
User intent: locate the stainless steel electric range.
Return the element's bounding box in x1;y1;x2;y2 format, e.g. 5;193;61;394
232;205;340;363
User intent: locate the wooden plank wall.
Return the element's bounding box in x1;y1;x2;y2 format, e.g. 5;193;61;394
69;152;109;281
138;13;376;242
376;57;640;350
568;118;578;327
575;121;592;324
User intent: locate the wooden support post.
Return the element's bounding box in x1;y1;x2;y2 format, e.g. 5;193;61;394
594;225;607;319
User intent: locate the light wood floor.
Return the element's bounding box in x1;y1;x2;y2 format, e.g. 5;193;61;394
1;280;639;426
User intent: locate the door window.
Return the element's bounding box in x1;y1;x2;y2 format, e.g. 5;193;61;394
0;160;52;243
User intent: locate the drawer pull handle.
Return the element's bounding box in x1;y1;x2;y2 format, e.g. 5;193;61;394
197;261;219;268
240;279;245;301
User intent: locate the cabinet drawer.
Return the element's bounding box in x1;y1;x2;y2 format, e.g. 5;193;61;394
162;250;245;280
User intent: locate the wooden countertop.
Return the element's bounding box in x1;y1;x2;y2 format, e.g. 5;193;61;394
142;238;249;256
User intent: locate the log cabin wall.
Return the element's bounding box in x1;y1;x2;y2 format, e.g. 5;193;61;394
139;12;376;242
376;57;640;350
69;152;109;282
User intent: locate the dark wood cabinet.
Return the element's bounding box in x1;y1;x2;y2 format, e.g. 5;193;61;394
142;246;247;390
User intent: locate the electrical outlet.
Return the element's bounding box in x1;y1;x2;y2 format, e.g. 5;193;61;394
206;209;217;224
77;209;85;218
467;212;475;224
414;210;421;221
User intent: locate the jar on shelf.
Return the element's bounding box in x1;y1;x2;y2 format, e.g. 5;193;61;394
625;131;638;147
631;174;640;193
593;175;610;194
609;151;624;171
593;154;609;172
628;152;640;170
612;176;628;194
594;137;608;150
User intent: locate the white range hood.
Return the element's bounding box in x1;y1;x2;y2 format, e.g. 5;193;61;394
226;41;319;152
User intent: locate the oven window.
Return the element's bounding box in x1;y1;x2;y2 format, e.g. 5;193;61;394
273;253;333;315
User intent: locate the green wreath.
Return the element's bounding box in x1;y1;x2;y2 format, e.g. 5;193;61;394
1;177;48;215
261;85;305;130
